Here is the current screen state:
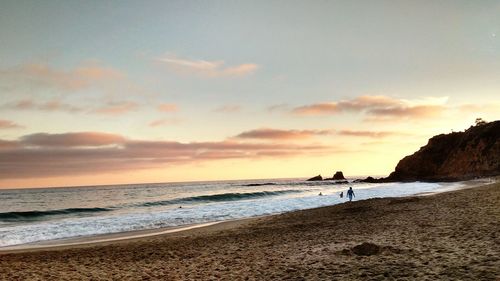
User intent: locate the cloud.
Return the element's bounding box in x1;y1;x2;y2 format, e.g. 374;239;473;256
292;95;447;120
1;99;82;113
157;103;178;112
0;120;24;129
0;140;19;149
213;105;241;113
21;132;126;147
367;105;444;119
157;54;258;78
338;130;400;138
235;128;334;140
93;101;139;115
0;132;328;179
292;103;339;115
149;118;182;127
1;98;143;116
0;62;124;94
267;104;290;113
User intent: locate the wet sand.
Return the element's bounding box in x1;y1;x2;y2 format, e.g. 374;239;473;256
1;182;499;280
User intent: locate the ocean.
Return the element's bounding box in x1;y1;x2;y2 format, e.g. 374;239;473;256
0;178;465;248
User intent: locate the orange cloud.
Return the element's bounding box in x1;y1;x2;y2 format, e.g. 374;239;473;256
149;118;182;127
338;130;399;138
367;105;444;119
1;99;82;112
0;132;328;179
292;95;447;120
292;103;339;115
0;120;23;129
157;54;258;78
157;103;178;112
0;62;124;94
235;128;334;140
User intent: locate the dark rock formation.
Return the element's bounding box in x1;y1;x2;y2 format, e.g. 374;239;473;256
352;242;381;256
358;176;387;183
387;120;500;182
332;171;345;180
306;175;323;181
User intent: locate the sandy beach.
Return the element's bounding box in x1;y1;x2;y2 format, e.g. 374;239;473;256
1;182;498;280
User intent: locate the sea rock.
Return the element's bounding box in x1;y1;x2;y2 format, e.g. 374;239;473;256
358;176;386;183
306;175;323;181
332;171;346;180
352;242;381;256
386;120;500;182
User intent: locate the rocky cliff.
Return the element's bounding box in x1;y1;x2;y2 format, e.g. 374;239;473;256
386;120;500;181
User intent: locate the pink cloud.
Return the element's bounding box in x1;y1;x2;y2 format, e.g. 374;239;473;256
149;118;182;127
338;130;399;138
0;120;23;129
0;132;328;179
157;103;178;112
292;95;447;120
93;101;139;115
0;140;20;149
0;62;124;94
21;132;126;147
157;54;258;78
235;128;334;140
2;99;82;113
292;103;339;115
367;105;444;119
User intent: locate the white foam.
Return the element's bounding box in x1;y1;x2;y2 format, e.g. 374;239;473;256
0;181;462;247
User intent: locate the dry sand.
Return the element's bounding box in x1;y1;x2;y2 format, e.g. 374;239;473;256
1;182;499;280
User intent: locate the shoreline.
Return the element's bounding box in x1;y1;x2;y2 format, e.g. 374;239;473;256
0;178;493;254
0;217;261;254
1;181;498;280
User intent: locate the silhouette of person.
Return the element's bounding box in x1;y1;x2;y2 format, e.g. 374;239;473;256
346;187;355;201
340;191;343;198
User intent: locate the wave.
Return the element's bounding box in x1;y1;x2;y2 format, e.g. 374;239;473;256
242;183;277;187
0;207;113;221
140;189;306;207
0;190;306;222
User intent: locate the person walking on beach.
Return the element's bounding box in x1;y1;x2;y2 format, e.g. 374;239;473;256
346;187;355;201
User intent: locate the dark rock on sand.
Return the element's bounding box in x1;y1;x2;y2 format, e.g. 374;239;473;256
352;242;381;256
386;120;500;182
306;175;323;181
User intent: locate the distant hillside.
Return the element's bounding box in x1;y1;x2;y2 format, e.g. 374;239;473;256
386;120;500;182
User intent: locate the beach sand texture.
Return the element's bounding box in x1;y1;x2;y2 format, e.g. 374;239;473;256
1;182;499;280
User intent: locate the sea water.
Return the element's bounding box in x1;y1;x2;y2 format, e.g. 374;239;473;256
0;178;465;247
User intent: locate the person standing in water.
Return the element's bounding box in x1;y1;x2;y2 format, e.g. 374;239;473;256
339;191;343;198
346;187;355;201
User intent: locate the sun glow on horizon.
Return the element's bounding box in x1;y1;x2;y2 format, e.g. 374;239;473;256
0;1;499;188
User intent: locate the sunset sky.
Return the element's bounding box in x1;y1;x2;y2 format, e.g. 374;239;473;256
1;0;499;188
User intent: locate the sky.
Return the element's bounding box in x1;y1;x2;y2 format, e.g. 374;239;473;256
0;0;499;188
